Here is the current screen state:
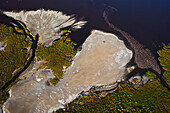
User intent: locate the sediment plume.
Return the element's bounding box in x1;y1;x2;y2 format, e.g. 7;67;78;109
103;10;161;74
3;30;132;113
4;9;87;46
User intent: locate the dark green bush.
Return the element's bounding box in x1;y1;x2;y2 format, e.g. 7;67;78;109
35;30;76;85
56;44;170;113
0;24;30;104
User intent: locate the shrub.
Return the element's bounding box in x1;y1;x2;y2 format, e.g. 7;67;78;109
56;44;170;112
35;30;76;85
0;24;30;104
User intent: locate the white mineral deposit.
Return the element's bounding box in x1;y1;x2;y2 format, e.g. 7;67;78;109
4;9;87;46
3;30;133;113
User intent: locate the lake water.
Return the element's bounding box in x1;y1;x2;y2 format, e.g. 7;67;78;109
0;0;170;52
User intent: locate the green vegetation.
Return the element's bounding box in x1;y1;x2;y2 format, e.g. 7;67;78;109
57;74;169;112
0;24;30;104
0;23;169;112
0;25;77;105
158;43;170;85
57;44;170;113
35;30;76;86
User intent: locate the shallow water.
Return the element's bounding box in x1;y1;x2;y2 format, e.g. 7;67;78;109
0;0;170;51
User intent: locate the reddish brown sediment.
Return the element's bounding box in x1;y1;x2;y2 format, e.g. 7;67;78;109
103;10;161;74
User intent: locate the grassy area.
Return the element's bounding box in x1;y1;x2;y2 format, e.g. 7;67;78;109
56;44;170;113
0;23;169;112
158;43;170;85
57;73;169;112
35;30;77;86
0;24;31;105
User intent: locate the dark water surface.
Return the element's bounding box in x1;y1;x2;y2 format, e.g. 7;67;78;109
0;0;170;52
